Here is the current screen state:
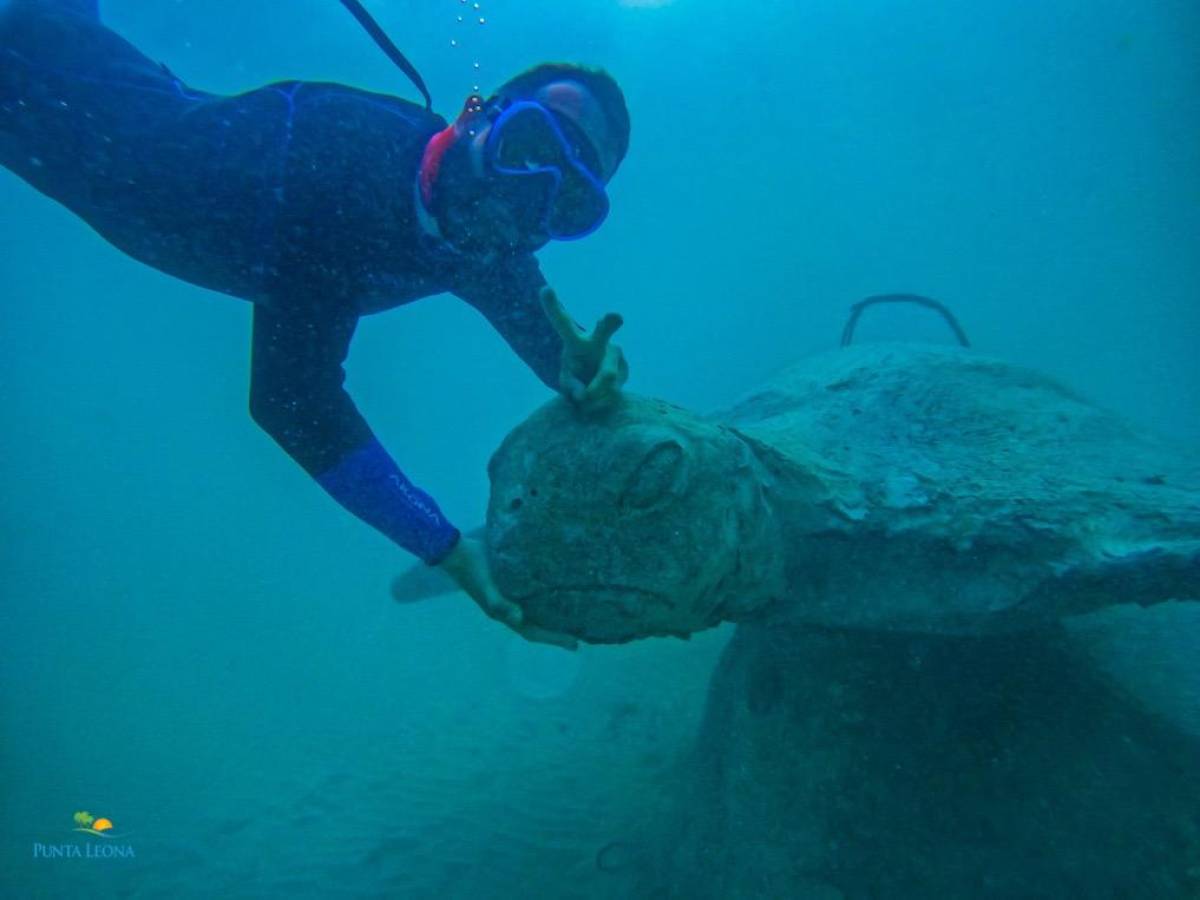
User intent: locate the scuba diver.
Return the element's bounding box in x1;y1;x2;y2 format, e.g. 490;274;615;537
0;0;632;648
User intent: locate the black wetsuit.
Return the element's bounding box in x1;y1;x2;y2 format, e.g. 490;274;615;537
0;0;565;564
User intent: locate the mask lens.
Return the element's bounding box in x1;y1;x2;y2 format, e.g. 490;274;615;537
491;107;570;172
554;115;605;182
548;170;610;238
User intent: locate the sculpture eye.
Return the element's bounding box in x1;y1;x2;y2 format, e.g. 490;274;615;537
619;440;687;511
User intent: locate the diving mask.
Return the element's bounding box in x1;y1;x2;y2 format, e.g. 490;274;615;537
482;99;611;241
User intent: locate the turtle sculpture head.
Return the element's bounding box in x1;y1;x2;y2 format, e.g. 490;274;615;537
486;395;786;643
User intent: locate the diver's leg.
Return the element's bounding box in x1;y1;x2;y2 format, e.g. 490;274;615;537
2;0;161;94
57;0;100;17
4;0;99;18
1;0;200;211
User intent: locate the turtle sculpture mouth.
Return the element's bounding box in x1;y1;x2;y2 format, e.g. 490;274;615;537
516;584;667;615
514;583;681;642
517;583;665;608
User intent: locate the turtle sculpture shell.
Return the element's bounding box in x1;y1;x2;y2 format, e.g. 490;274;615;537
485;343;1199;644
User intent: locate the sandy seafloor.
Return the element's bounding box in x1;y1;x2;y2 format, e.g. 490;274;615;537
2;583;729;898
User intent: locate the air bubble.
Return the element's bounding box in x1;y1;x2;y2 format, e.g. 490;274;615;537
478;17;486;24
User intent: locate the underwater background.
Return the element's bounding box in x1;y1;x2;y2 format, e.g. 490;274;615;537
1;0;1197;896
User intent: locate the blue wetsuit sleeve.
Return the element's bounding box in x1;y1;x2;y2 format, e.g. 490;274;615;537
249;302;460;565
455;254;564;392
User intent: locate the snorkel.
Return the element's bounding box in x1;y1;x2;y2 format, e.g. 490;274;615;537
338;0;432;110
418;94;486;211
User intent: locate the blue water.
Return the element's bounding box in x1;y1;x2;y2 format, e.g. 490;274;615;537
2;0;1198;897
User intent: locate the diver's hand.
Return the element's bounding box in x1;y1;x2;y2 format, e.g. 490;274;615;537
540;287;629;412
437;536;579;651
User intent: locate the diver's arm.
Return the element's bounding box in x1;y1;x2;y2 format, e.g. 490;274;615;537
248;302;552;637
437;536;578;649
248;302;461;566
456;255;628;407
456;254;563;390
